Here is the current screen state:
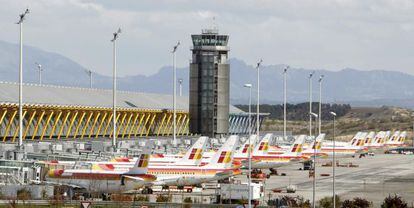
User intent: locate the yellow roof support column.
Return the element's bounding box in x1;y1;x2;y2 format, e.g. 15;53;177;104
0;109;7;127
3;110;17;142
65;111;79;138
23;110;37;139
116;111;128;138
163;113;173;136
109;113;121;138
185;116;190;136
146;113;157;137
103;113;114;137
167;112;178;136
88;112;101;138
31;110;46;140
178;114;187;135
127;113;140;139
49;111;63;139
134;113;146;137
73;111;87;139
40;111;54;141
156;113;167;136
57;111;71;140
12;110;27;142
121;113;134;139
80;111;94;139
95;112;107;138
176;114;183;136
140;113;151;137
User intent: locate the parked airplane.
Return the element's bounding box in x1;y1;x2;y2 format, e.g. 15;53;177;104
302;134;327;157
235;134;307;169
385;131;401;147
233;135;259;159
149;136;208;166
46;150;156;193
320;132;367;156
386;131;406;147
363;131;376;147
367;131;386;148
148;135;241;187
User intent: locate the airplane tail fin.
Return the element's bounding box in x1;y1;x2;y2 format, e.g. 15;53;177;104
398;131;407;143
126;142;152;175
349;132;362;146
373;131;385;144
204;135;239;169
351;132;367;147
308;133;325;151
236;135;258;156
252;134;272;155
387;131;401;144
364;131;376;146
175;136;208;166
281;135;306;156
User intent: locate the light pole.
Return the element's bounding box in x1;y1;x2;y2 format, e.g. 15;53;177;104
35;62;42;85
85;69;93;88
178;78;183;97
318;75;324;135
172;41;180;147
309;72;314;138
256;59;263;139
310;112;318;208
244;83;252;208
111;28;121;151
283;66;289;140
330;111;337;208
17;8;29;150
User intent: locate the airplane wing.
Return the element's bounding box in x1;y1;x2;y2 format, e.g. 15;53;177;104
123;175;146;181
31;180;84;189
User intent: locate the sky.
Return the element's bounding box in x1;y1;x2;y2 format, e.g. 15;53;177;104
0;0;414;76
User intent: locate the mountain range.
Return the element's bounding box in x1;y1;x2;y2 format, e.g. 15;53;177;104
1;40;414;108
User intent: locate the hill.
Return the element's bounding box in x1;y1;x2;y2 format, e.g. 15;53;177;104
262;106;413;141
1;40;414;108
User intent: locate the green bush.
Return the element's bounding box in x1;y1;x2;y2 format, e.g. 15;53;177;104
381;194;407;208
134;195;149;202
319;195;341;208
16;189;31;200
341;197;371;208
156;194;170;202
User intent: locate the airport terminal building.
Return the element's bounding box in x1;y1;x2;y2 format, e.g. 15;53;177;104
0;82;265;141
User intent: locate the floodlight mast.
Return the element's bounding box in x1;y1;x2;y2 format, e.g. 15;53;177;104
172;41;180;147
35;62;42;85
318;75;324;135
283;66;289;140
178;78;183;97
243;83;252;208
309;71;314;138
111;28;121;151
310;111;318;208
256;59;263;147
330;111;337;208
85;69;93;88
17;8;30;150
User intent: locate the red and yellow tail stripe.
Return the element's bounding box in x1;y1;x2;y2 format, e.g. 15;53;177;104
291;144;303;152
138;154;150;168
188;148;202;160
217;151;232;163
258;142;269;151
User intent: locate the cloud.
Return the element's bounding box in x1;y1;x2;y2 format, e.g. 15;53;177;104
0;0;414;76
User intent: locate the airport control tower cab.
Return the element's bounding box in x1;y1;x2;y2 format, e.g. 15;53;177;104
189;28;230;137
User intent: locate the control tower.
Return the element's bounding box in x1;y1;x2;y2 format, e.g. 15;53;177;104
189;28;230;137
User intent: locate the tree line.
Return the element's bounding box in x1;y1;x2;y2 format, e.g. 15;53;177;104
235;103;351;121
